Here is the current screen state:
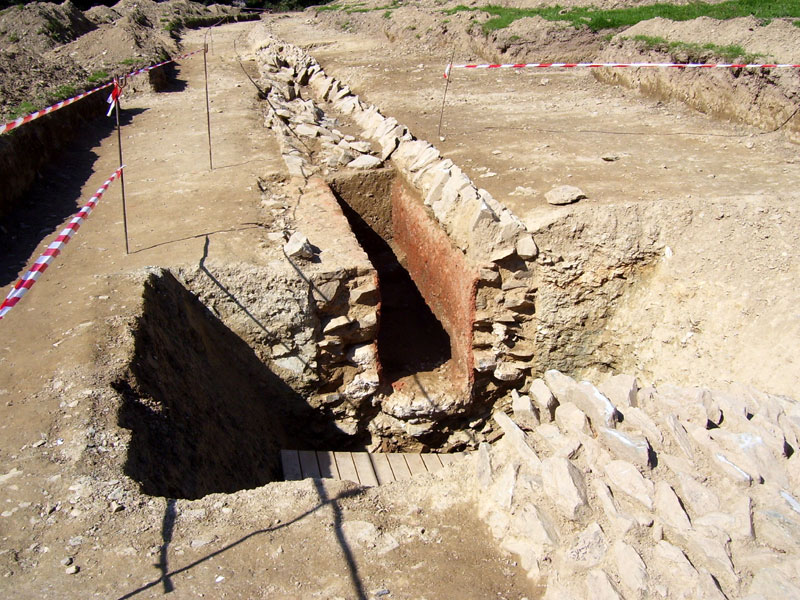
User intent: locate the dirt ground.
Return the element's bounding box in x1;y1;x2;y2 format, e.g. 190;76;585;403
0;21;534;600
270;9;800;398
2;2;800;598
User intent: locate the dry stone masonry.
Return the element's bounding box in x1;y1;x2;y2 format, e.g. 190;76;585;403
476;369;800;599
249;24;545;444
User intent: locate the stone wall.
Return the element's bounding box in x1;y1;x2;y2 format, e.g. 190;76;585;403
249;24;542;414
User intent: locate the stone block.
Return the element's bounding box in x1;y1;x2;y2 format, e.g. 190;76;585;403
754;508;800;553
530;378;557;422
586;569;623;600
674;470;720;516
555;402;590;436
423;167;451;207
598;374;639;408
512;390;538;430
655;481;691;531
476;442;492;488
748;568;800;600
603;460;654;511
564;522;608;569
346;155;382;170
544;370;620;430
593;479;637;536
536;423;580;459
663;413;695;460
613;540;648;599
515;234;539;260
542;456;589;520
493;411;542;472
598;427;653;468
621;407;663;446
683;527;737;589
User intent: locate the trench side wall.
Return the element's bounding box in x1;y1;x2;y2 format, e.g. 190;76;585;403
391;177;478;392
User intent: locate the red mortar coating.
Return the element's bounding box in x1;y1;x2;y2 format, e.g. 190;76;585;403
390;177;478;393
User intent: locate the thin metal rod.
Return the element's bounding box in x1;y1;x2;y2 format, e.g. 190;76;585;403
203;43;213;171
115;99;129;255
437;47;456;142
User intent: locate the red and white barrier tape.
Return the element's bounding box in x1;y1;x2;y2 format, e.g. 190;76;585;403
0;167;124;321
445;61;800;77
0;82;114;135
1;48;204;135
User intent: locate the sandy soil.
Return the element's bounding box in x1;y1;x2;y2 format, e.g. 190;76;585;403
0;21;534;600
269;12;800;398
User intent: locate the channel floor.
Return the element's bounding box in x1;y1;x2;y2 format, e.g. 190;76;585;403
280;450;467;486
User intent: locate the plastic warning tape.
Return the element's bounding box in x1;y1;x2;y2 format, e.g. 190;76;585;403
445;61;800;76
0;82;114;135
1;49;204;135
0;167;124;321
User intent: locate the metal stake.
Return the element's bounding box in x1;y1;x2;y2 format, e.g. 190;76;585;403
114;77;130;255
437;47;456;142
203;42;213;171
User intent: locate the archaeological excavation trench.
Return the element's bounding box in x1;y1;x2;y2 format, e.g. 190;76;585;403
110;29;682;499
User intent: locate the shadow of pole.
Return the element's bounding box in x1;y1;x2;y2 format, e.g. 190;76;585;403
157;498;177;593
313;478;368;600
115;487;365;600
198;235;310;368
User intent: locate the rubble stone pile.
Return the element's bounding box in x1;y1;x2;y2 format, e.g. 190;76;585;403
476;369;800;599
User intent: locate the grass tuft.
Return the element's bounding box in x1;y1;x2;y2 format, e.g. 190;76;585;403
445;1;800;34
627;34;765;62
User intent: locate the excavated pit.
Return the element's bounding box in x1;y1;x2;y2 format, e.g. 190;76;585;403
114;270;357;500
328;170;452;383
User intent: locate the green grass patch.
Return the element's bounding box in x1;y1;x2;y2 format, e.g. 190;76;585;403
316;0;401;15
120;58;141;65
8;100;36;119
445;1;800;34
87;70;109;83
47;85;77;103
627;34;764;62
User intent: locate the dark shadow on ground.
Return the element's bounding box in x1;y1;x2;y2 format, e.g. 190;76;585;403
115;266;358;500
0;107;147;287
115;485;366;600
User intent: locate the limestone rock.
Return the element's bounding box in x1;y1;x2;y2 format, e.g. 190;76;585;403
542;457;589;520
545;185;587;205
598;374;638;408
748;568;800;600
593;479;636;536
544;370;620;430
515;235;539;260
493;411;542;472
346;154;382;170
529;378;556;422
655;481;692;531
586;569;623;600
603;460;654;511
555;402;591;436
613;540;648;599
598;427;653;468
564;522;608;569
511;390;538;430
284;231;314;260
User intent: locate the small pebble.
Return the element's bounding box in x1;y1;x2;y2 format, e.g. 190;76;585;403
65;565;79;575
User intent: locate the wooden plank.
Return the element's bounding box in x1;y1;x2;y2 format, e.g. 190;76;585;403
438;452;464;466
317;451;340;479
369;453;395;485
352;452;379;487
421;453;444;473
334;452;359;485
298;450;321;479
281;450;303;481
386;453;412;481
403;453;428;476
